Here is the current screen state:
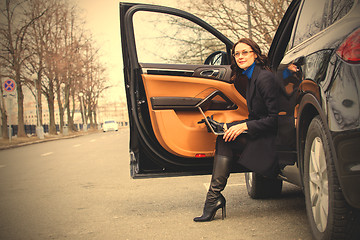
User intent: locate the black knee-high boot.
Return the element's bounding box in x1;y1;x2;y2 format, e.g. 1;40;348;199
194;155;232;222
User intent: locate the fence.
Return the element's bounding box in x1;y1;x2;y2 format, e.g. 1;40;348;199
5;124;90;136
2;122;128;137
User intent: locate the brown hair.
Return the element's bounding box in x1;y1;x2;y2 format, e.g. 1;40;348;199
230;38;270;83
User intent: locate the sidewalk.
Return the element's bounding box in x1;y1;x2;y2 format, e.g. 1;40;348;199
0;129;100;150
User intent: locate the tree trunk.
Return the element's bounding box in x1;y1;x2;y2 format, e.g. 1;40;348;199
68;90;76;131
15;72;26;137
83;100;88;127
88;108;94;129
45;79;57;135
79;96;85;128
47;95;56;135
66;87;74;131
1;112;8;139
57;90;64;133
93;110;98;129
63;84;70;130
0;82;8;139
247;0;253;39
0;95;8;139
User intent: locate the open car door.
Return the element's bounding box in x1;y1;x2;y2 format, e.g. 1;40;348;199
120;3;249;178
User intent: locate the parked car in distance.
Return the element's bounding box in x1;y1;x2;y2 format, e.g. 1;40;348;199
120;1;360;240
102;120;119;132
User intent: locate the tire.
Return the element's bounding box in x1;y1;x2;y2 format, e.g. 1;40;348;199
304;116;360;240
245;172;283;199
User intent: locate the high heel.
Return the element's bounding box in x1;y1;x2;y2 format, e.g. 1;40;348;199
222;203;226;220
193;194;226;222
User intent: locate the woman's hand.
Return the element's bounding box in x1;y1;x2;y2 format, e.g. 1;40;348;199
287;63;298;73
223;123;248;142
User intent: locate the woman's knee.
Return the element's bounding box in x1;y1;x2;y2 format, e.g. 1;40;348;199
215;136;233;156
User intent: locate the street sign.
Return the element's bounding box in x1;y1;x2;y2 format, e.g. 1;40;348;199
4;79;16;92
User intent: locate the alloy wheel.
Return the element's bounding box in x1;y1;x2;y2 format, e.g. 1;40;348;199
309;136;329;233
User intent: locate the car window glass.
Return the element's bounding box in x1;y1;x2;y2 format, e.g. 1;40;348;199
293;0;327;47
324;0;354;28
293;0;354;47
133;11;227;65
305;50;332;83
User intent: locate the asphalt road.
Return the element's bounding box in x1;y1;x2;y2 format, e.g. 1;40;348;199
0;129;313;240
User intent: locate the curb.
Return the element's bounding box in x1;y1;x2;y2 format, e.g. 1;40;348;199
0;131;96;151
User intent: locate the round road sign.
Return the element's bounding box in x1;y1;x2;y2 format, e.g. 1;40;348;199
4;79;16;92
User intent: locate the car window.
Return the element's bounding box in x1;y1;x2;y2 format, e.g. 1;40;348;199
293;0;327;46
293;0;354;47
133;11;227;65
324;0;354;28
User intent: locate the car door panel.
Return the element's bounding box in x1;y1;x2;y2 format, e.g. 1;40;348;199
142;72;248;158
142;63;232;82
151;96;235;110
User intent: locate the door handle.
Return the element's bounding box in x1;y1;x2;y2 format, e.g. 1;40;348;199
200;69;220;77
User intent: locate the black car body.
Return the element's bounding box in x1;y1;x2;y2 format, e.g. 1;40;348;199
120;1;360;239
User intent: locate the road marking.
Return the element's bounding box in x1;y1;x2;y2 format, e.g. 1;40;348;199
228;183;246;187
73;144;81;147
203;183;246;190
41;152;53;157
90;139;96;142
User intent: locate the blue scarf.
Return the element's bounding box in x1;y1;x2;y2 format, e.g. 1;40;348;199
242;62;256;79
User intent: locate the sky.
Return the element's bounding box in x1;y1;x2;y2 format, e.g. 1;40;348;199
76;0;182;103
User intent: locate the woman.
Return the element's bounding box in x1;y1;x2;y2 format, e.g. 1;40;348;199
194;38;279;222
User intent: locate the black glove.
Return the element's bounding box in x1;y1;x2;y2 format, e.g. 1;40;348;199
198;115;224;134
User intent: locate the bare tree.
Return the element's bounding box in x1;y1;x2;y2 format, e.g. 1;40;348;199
1;0;111;136
87;63;109;128
0;0;46;137
78;44;110;129
24;0;55;128
36;0;64;134
179;0;291;52
0;50;8;138
54;4;74;133
24;0;90;134
0;67;9;139
58;5;88;132
36;0;78;134
135;0;290;66
67;39;86;131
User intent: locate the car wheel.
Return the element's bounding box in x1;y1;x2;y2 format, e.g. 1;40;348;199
245;172;282;199
304;116;360;240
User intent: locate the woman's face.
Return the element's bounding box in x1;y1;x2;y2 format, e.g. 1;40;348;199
233;43;256;70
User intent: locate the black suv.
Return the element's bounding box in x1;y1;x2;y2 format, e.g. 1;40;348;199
120;1;360;239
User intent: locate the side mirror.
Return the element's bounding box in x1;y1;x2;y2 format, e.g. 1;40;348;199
204;51;229;65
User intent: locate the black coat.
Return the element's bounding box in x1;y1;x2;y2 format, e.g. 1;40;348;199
228;65;279;176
